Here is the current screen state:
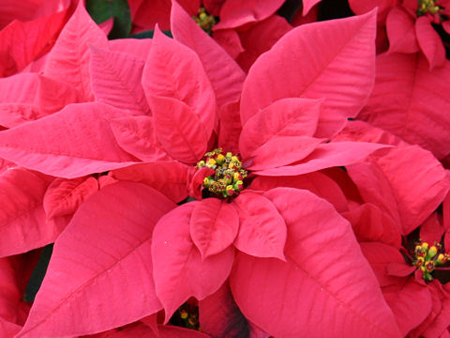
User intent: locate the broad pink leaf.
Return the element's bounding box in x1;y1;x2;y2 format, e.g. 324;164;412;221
249;172;349;213
152;203;235;322
254;141;386;176
43;176;99;219
415;16;446;70
384;280;432;337
348;145;450;235
171;1;245;109
90;45;150;115
0;9;69;77
212;29;244;59
151;96;208;164
240;98;324;169
358;53;450;159
199;280;255;338
342;203;402;248
0;73;80;128
241;10;377;137
143;27;216;139
386;6;419;54
231;188;401;337
112;162;190;203
43;2;108;101
155;325;212;338
190;198;239;258
0;103;138;178
109;115;169;162
233;191;286;261
0;168;66;257
16;182;176;338
214;0;285;29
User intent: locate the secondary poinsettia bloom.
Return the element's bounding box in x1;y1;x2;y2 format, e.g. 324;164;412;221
128;0;292;71
0;3;406;337
349;0;450;69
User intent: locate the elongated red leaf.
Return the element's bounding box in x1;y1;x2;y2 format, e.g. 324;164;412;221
342;203;402;248
240;98;324;170
109;115;169;162
90;45;150;115
16;182;176;338
0;103;138;178
254;141;386;176
386;6;419;54
0;73;80;128
383;280;432;336
43;176;99;219
112;162;191;203
171;0;245;109
0;168;66;257
230;188;401;337
241;10;377;137
152;203;235;322
0;9;69;77
348;145;450;235
358;52;450;159
214;0;284;29
151;96;208;164
232;191;286;261
190;198;239;258
43;2;108;101
143;27;216;139
415;16;446;70
249;172;349;213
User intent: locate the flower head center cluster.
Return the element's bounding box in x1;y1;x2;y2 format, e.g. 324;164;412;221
417;0;443;17
193;7;217;35
196;148;248;199
413;241;449;281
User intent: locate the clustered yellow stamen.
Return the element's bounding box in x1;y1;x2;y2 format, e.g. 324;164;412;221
193;7;217;35
176;302;199;330
413;240;449;281
196;148;248;199
417;0;442;17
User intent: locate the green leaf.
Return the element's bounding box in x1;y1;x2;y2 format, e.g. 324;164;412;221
24;244;53;302
86;0;132;39
129;30;173;39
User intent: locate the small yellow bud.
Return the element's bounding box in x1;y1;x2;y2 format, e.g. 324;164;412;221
428;245;438;258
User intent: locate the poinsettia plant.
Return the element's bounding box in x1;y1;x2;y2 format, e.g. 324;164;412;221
1;0;450;337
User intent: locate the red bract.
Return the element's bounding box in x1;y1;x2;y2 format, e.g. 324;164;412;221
0;0;440;336
349;0;450;69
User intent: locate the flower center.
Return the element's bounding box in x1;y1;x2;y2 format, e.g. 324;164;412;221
413;241;449;281
196;148;248;199
193;6;217;35
417;0;442;17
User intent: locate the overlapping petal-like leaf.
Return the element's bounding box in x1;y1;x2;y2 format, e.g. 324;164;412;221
16;182;175;338
190;198;239;259
230;188;401;337
0;103;138;178
152;203;235;322
89;45;150;115
233;191;287;261
0;168;66;257
241;10;377;137
171;1;245;109
358;52;450;159
43;2;108;101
